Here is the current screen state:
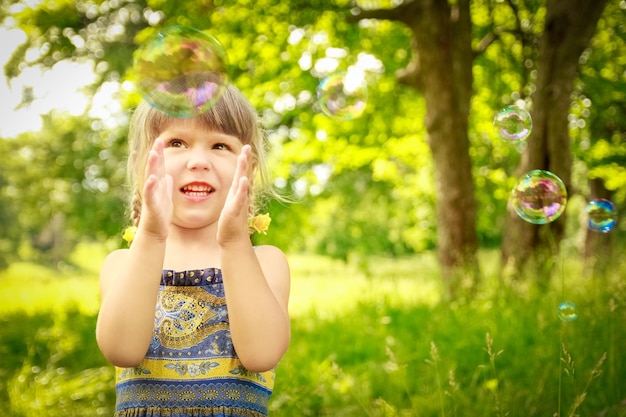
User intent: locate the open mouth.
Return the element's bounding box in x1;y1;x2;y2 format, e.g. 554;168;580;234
181;183;214;197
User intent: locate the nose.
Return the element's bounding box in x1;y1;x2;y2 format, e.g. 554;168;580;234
186;148;211;171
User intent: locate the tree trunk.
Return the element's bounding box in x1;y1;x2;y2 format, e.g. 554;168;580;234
501;0;608;283
413;0;478;297
353;0;479;298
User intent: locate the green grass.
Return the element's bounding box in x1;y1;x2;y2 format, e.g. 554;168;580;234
0;244;624;416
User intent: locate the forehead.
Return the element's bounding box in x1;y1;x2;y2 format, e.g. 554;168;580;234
160;118;242;143
158;115;216;132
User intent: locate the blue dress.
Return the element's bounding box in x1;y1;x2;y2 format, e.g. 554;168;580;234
114;268;275;417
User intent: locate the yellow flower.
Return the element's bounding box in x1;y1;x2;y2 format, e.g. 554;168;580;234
249;213;271;234
122;226;137;245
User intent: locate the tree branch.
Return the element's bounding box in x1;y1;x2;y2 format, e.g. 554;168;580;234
396;37;422;90
347;0;420;26
347;1;423;89
473;27;507;58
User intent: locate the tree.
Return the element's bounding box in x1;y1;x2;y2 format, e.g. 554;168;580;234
574;4;626;279
0;113;127;265
2;0;622;288
501;0;609;280
3;0;438;267
349;0;479;296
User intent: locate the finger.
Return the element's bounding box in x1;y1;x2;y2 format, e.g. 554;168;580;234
236;176;249;206
165;174;174;201
144;139;166;181
230;145;251;194
229;176;249;219
145;150;158;180
152;138;166;178
143;174;158;207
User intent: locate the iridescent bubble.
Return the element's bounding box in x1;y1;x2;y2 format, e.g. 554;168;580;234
558;302;578;322
133;25;229;118
494;105;532;141
586;198;617;233
510;170;567;224
317;70;367;120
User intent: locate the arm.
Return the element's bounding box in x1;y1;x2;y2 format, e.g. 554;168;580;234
95;235;166;367
217;145;291;372
220;242;291;373
96;138;173;367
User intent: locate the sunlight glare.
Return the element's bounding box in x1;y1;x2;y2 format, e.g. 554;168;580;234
0;26;116;137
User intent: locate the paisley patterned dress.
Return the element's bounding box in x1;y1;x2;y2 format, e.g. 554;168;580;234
114;268;274;417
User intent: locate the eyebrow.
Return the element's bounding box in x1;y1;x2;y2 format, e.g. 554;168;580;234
161;128;243;144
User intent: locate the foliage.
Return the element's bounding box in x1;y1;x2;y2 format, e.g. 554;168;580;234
0;113;128;264
1;310;115;417
0;170;20;269
1;0;625;264
1;250;625;416
572;0;626;204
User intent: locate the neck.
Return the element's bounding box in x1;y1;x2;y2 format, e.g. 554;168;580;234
162;224;222;271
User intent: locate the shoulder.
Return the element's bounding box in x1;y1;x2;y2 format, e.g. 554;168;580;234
254;245;289;273
254;245;290;295
254;244;288;264
99;248;130;289
101;248;130;272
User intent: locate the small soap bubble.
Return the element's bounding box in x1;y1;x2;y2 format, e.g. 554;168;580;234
586;198;617;233
558;302;578;322
317;70;367;120
494;105;532;141
510;170;567;224
133;25;229;118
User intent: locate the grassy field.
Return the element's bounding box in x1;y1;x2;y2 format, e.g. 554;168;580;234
0;243;624;416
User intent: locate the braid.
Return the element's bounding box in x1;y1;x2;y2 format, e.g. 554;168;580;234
130;189;142;227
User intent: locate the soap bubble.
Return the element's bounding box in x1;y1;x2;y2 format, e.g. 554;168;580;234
133;25;229;118
510;170;567;224
317;70;367;120
586;198;617;233
558;302;578;322
494;105;532;141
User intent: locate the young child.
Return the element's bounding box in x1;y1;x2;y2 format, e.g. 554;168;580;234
96;84;291;417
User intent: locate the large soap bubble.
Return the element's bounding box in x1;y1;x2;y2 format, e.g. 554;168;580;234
317;70;367;120
133;25;229;118
494;105;532;142
510;170;567;224
586;198;617;233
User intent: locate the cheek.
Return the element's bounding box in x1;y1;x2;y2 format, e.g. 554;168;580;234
164;161;175;174
162;154;179;175
163;164;175;178
217;158;239;178
222;166;238;184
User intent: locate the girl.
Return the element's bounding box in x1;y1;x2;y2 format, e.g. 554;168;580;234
96;84;291;417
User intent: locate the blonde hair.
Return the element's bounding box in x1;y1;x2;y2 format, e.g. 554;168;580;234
126;84;273;228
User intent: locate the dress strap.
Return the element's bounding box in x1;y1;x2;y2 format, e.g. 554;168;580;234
161;268;222;286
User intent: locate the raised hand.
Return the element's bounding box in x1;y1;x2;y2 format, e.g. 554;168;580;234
140;138;173;241
217;144;252;246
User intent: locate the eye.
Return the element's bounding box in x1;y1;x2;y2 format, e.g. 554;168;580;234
166;138;186;148
213;143;229;150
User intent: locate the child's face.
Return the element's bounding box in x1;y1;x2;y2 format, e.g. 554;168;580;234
158;117;244;229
